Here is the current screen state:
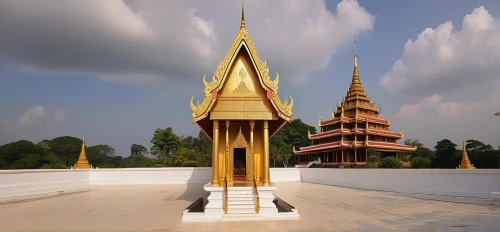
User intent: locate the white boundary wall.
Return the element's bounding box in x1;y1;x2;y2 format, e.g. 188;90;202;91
300;168;500;205
1;168;498;205
0;169;90;203
0;168;300;202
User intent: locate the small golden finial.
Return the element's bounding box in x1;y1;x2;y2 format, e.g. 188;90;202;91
354;36;357;68
241;0;245;28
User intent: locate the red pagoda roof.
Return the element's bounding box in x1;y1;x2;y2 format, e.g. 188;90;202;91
319;116;389;127
309;128;402;140
294;140;416;155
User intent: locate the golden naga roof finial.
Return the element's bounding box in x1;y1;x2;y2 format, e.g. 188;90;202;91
318;116;323;126
241;0;246;28
308;130;311;139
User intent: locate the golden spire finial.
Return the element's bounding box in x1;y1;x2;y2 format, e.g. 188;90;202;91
352;38;359;79
354;37;358;68
241;0;245;28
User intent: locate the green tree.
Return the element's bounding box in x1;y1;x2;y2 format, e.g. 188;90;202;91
434;139;459;169
90;144;116;157
270;119;316;167
150;127;181;159
466;139;498;168
411;157;430;168
48;136;82;166
379;157;402;168
130;144;148;157
404;139;435;166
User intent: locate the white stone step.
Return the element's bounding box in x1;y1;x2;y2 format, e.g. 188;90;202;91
227;195;254;201
227;191;253;195
228;204;255;209
227;197;254;203
223;213;260;218
228;200;255;205
227;208;257;214
223;214;262;221
227;187;252;191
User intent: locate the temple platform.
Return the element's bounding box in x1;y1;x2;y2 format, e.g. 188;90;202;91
182;182;299;222
1;182;499;232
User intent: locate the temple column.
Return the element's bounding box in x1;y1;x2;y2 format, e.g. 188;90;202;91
212;120;219;186
341;149;344;164
225;120;230;183
263;120;270;185
355;149;357;164
250;120;255;180
365;149;368;163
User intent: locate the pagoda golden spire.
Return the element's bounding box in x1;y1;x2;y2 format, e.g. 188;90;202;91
352;39;360;82
241;0;245;28
73;136;92;169
457;140;475;169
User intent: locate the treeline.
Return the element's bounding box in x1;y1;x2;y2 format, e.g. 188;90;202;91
0;118;498;169
0;136;121;169
365;138;500;169
0;119;315;169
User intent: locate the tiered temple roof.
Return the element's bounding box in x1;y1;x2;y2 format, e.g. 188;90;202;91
72;137;92;169
294;43;415;165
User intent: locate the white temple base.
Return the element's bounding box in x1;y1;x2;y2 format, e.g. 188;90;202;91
181;182;299;222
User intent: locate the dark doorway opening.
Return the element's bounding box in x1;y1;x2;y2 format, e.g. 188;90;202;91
234;148;246;180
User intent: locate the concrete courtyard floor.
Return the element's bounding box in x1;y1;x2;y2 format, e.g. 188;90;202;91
1;182;499;232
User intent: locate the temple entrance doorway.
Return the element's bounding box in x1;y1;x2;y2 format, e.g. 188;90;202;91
233;148;246;181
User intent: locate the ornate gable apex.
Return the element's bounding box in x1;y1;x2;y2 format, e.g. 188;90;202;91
190;4;293;123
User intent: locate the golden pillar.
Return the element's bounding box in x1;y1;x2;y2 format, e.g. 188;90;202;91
263;120;270;185
225;120;230;182
212;120;219;186
250;120;255;180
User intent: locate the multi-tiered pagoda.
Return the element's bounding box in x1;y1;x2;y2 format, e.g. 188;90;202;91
293;45;416;166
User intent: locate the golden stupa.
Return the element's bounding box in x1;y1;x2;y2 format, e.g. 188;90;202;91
72;137;92;169
457;140;475;169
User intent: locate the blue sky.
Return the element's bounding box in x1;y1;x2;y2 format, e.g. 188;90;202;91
1;0;499;157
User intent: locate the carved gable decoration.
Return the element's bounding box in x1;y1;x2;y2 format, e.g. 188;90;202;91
232;127;249;148
190;20;293;123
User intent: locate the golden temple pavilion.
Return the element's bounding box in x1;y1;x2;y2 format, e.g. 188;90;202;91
190;2;293;187
72;137;92;169
293;43;416;166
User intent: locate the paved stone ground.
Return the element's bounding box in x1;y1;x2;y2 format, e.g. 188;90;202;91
1;182;499;232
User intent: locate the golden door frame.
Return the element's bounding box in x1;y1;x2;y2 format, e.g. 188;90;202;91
227;127;254;185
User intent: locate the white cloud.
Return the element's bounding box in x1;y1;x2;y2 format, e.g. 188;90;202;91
380;6;500;96
17;105;47;127
392;92;500;148
0;106;67;128
0;0;374;87
381;6;500;148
